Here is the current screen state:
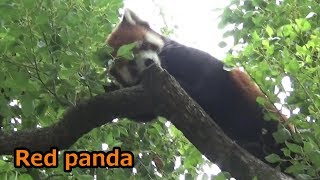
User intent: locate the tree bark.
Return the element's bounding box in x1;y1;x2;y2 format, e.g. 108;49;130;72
0;65;293;180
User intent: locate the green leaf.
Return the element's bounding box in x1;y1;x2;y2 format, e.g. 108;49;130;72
284;59;299;73
285;141;303;154
303;141;314;153
266;25;274;37
19;174;33;180
12;70;30;89
266;44;274;55
273;128;291;143
0;160;11;172
265;153;281;163
285;163;304;174
262;39;269;48
252;31;260;42
0;160;5;167
295;44;309;57
116;42;136;60
152;122;164;133
105;133;114;145
282;148;291;157
281;24;294;37
59;68;77;79
295;18;311;32
309;151;320;167
22;0;36;9
213;172;229;180
21;94;35;117
256;97;266;105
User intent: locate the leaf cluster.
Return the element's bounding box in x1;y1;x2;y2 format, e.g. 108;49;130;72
220;0;320;178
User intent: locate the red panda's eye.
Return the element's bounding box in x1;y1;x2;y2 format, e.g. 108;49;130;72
140;43;149;50
144;58;154;67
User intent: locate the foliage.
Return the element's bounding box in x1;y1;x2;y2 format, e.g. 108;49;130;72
0;0;206;179
220;0;320;178
5;0;318;179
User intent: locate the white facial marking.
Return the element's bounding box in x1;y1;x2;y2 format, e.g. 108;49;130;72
135;50;161;73
144;31;164;50
124;9;136;25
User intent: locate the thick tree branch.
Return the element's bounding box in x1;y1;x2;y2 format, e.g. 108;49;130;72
0;86;155;154
0;65;293;180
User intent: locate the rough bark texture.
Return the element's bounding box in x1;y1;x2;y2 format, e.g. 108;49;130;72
0;65;293;180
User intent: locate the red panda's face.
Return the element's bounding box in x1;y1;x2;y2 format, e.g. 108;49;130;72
107;9;164;87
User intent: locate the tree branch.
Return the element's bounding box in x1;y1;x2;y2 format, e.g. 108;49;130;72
0;86;155;154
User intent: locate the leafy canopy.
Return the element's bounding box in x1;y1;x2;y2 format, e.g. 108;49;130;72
220;0;320;179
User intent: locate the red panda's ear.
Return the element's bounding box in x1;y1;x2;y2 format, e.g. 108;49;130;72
107;9;155;51
123;9;150;28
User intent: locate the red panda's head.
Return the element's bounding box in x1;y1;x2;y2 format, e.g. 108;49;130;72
107;9;164;54
107;9;164;87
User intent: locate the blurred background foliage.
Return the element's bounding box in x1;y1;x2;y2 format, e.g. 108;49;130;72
0;0;319;179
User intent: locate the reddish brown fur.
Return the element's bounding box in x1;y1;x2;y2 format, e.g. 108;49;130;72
230;69;265;103
107;20;146;52
230;69;294;132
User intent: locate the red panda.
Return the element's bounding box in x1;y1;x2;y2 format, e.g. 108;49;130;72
106;9;293;165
